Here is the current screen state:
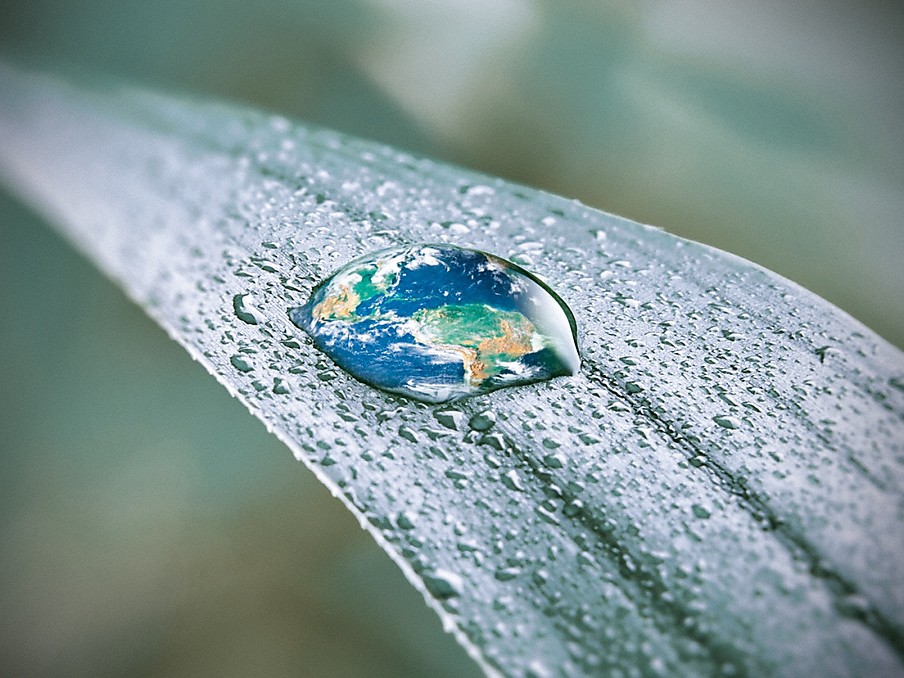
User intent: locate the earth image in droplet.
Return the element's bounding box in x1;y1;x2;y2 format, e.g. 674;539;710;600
290;244;580;403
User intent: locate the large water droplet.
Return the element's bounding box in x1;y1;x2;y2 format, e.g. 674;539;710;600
290;244;580;403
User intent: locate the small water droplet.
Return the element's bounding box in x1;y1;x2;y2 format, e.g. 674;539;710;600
689;454;708;467
230;355;253;372
713;414;741;430
691;503;711;519
463;184;495;196
815;345;840;363
445;467;472;481
397;512;417;530
526;659;553;678
495;566;521;581
478;432;505;450
398;425;419;443
468;410;496;432
543;454;564;469
289;244;580;402
625;381;643;394
563;499;584;517
502;469;525;492
233;293;261;324
434;409;464;431
422;569;464;599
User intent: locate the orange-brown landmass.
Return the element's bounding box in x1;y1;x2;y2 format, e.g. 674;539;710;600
313;284;360;320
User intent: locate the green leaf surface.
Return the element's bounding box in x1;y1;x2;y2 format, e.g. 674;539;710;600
1;64;902;677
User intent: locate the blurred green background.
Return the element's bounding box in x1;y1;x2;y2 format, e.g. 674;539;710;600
1;1;902;675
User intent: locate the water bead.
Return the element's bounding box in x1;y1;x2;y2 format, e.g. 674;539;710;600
290;244;580;403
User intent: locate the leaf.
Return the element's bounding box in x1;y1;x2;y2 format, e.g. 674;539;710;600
1;63;903;676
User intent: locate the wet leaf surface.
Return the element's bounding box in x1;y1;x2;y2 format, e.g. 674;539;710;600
1;64;902;676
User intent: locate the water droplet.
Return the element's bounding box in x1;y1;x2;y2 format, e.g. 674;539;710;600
578;432;601;445
478;432;506;450
230;355;253;372
815;345;840;363
434;409;464;431
462;184;495;196
713;414;741;430
396;512;417;530
495;566;521;581
543;454;564;469
398;425;419;443
526;660;553;678
422;569;464;599
290;244;580;403
502;470;525;492
691;503;711;519
625;381;643;394
233;293;261;324
468;410;496;432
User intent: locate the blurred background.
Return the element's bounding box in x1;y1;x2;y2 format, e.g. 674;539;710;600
1;1;902;675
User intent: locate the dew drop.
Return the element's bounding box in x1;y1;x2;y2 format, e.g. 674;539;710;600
422;569;464;599
396;511;417;530
468;410;497;432
502;469;525;492
233;293;260;325
691;503;712;519
434;409;464;431
495;566;521;581
289;244;580;403
230;354;253;373
713;414;741;430
543;454;565;469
